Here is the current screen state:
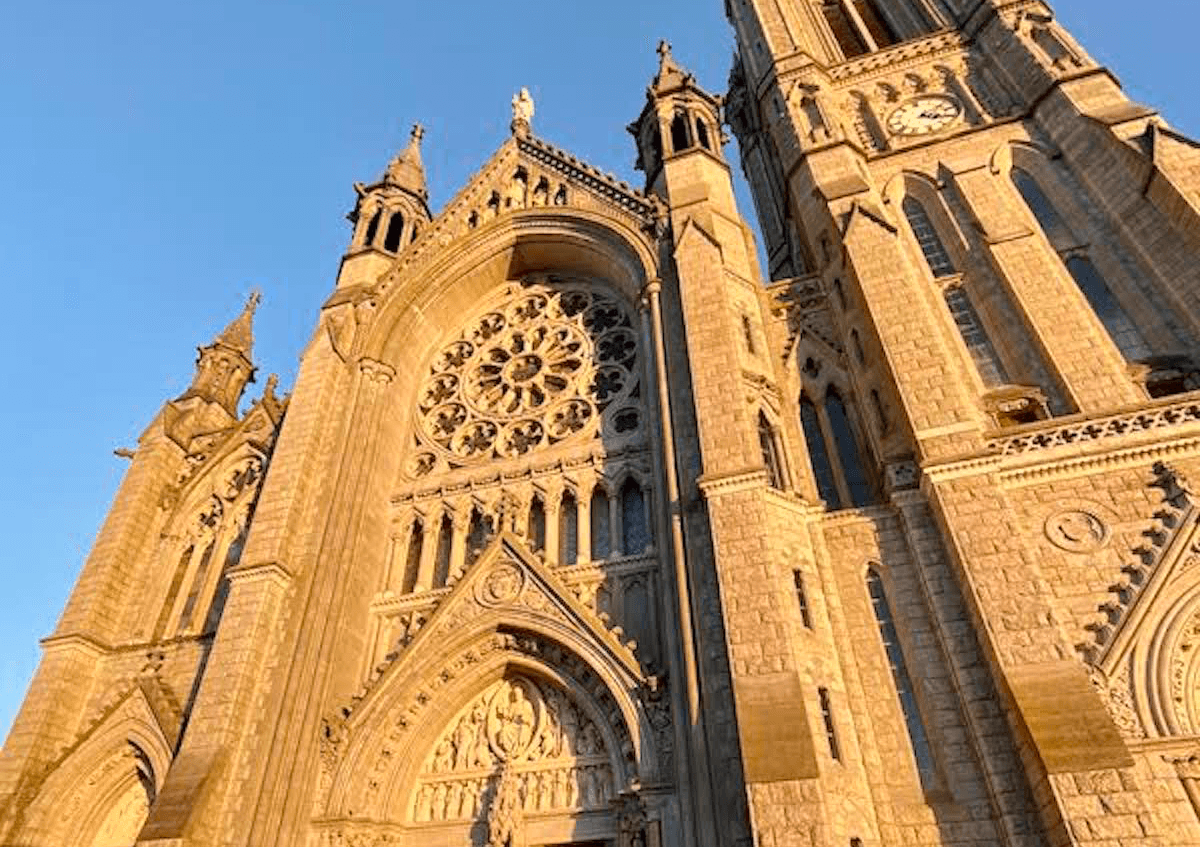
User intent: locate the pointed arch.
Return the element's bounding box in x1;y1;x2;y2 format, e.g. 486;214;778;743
317;535;660;834
15;683;176;847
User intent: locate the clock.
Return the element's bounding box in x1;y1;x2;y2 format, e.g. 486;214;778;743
886;95;962;137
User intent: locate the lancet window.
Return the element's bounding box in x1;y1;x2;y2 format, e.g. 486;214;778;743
1011;168;1153;362
383;210;406;252
154;453;264;639
758;412;787;490
943;286;1009;387
902;196;955;279
867;569;936;787
798;389;876;509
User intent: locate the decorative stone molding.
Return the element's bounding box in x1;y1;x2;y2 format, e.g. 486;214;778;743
1082;463;1196;664
989;394;1200;456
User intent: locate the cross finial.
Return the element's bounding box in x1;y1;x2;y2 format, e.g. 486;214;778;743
657;40;672;62
246;289;262;313
410;123;425;143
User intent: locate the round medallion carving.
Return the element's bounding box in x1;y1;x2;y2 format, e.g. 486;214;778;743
487;678;541;761
476;562;526;607
1045;509;1109;553
413;280;639;468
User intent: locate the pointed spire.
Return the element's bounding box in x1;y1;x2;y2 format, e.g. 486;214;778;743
651;40;691;93
214;290;261;357
383;124;428;199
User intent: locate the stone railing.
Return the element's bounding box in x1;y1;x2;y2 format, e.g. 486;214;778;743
988;394;1200;457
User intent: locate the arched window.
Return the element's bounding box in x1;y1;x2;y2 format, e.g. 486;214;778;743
432;513;453;588
670;113;691;154
528;497;546;554
1011;168;1151;361
943;286;1009;386
362;207;382;247
401;519;423;594
383;211;405;252
621;479;649;555
695;118;711;151
757;412;786;490
902;196;956;278
867;569;936;787
560;491;579;566
825;390;873;507
800;396;842;508
590;488;611;561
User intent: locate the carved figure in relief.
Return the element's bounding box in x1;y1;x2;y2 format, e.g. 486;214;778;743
415;785;432;822
453;712;475;770
490;683;537;759
433;738;453;773
432;782;448;821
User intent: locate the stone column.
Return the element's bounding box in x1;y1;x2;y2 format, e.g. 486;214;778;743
414;506;441;592
609;491;624;559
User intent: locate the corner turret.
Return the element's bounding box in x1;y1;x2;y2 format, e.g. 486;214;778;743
628;41;725;197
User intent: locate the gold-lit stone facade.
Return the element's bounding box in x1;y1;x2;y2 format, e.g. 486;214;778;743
4;2;1200;845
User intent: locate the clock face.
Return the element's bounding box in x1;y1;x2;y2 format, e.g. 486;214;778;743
886;96;962;137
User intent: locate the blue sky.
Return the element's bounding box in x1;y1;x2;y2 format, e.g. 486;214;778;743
0;0;1195;738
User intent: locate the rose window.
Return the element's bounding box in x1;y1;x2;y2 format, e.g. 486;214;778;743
411;280;642;471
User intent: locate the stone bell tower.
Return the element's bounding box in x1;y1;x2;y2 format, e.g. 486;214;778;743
714;0;1200;845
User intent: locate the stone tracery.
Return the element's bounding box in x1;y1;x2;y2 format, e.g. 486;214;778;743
412;279;642;473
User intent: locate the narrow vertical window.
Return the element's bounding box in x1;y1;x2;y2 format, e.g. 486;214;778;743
383;211;405;252
1012;168;1151;361
621;480;649;556
432;513;453;588
793;570;812;629
867;570;936;787
696;118;712;151
671;113;691;154
902;196;956;278
758;412;785;490
824;390;873;507
590;488;611;561
800;396;842;509
362;208;382;247
1065;256;1152;360
177;541;216;631
943;287;1009;386
818;687;841;761
401;519;423;594
203;523;246;633
870;389;889;434
529;497;547;554
560;491;579;566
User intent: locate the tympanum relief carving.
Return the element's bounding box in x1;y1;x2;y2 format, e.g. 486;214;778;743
411;675;614;825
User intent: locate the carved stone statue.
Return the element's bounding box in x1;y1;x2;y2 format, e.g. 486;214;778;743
511;88;535;134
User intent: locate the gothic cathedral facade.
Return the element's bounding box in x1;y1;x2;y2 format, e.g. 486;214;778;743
5;1;1200;845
